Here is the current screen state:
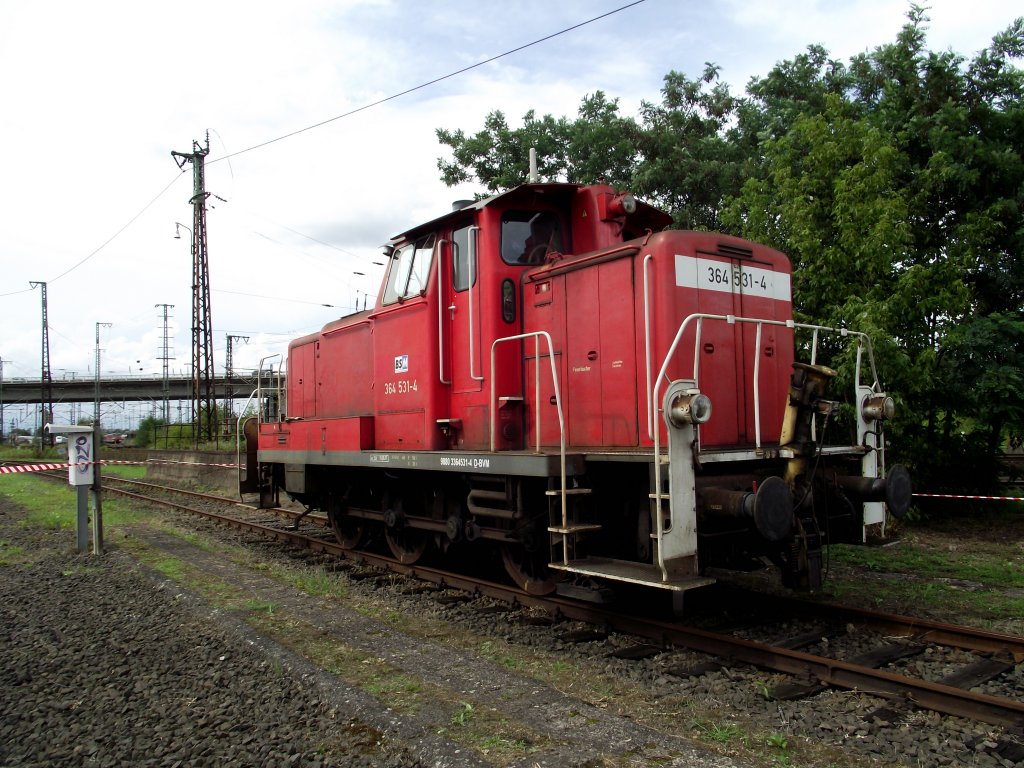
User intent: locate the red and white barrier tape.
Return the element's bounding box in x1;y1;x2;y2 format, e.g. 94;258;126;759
0;462;75;474
913;492;1024;502
0;459;239;475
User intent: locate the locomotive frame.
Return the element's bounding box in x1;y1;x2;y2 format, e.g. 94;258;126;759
240;180;910;601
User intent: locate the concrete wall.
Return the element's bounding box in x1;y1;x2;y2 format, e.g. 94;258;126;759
144;450;239;494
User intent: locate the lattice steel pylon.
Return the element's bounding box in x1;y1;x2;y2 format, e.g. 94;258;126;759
28;281;53;447
224;333;249;436
155;304;175;423
172;134;216;446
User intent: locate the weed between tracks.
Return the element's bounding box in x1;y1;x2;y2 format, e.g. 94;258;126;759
246;610;550;764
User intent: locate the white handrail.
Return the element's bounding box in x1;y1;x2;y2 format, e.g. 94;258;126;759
256;354;281;424
489;331;568;552
646;311;879;445
468;226;484;382
235;388;259;493
642;254;655;455
489;331;564;454
437;239;451;385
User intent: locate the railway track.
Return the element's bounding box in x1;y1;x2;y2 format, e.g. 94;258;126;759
22;468;1024;739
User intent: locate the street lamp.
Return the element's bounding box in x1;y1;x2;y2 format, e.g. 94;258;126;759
94;322;111;426
0;356;6;444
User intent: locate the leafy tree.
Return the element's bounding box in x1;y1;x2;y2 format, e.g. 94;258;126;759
633;64;747;231
436;109;571;191
134;416;163;449
725;6;1024;489
436;75;746;228
565;91;641;187
437;92;650;192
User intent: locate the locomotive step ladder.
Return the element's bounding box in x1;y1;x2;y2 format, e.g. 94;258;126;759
546;467;713;593
546;484;597;567
547;384;714;593
546;486;597;534
488;332;714;592
548;456;716;593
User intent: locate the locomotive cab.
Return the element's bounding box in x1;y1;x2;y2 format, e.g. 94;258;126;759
243;180;910;603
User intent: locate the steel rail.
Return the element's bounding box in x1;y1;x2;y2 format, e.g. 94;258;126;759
62;474;1024;729
746;591;1024;660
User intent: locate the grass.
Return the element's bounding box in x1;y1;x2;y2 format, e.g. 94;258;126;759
100;464;147;480
0;473;148;531
245;599;278;615
479;640;525;671
692;716;746;745
0;539;30;565
364;671;422;698
823;511;1024;626
828;542;1024;589
243;612;547;764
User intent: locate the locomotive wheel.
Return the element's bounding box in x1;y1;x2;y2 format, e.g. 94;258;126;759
328;498;365;550
385;525;429;565
501;544;558;595
332;517;365;550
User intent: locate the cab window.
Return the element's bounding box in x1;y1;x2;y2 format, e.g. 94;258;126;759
382;234;435;304
452;224;475;292
501;211;563;265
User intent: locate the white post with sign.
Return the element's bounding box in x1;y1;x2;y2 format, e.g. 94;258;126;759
46;425;98;554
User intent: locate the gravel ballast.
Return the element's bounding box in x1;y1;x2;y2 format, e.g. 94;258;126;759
0;498;420;767
0;492;753;768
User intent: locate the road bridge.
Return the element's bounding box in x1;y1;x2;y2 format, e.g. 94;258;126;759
1;372;281;406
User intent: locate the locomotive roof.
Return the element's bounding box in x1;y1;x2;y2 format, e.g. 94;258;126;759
389;182;673;243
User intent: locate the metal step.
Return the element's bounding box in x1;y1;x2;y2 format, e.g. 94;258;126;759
548;557;715;592
548;523;603;534
545;487;592;496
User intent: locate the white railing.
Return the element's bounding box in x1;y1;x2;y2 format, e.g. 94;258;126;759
642;254;881;447
489;331;568;541
235;388;259;490
646;312;878;447
256;354;283;424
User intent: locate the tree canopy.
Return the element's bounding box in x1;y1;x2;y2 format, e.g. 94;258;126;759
436;6;1024;492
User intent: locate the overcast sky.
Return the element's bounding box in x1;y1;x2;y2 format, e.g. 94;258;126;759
0;0;1018;428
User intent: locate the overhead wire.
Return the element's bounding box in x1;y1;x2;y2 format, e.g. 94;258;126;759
48;172;186;285
207;1;647;165
213;287;339;308
7;1;646;293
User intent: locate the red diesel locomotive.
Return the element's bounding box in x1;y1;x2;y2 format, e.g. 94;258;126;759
241;180;910;600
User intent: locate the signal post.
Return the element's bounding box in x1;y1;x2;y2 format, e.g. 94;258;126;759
46;424;101;554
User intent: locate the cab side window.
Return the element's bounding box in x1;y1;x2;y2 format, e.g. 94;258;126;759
501;211;563;265
452;224;474;292
382;234;436;304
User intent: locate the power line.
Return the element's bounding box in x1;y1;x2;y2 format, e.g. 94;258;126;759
7;1;646;293
49;173;185;285
257;225;359;257
208;1;647;165
213;287;338;308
